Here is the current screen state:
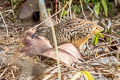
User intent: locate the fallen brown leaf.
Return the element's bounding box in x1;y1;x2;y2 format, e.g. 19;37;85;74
41;48;79;66
58;43;82;59
21;28;53;56
21;29;83;66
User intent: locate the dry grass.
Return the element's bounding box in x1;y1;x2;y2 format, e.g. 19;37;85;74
0;0;120;80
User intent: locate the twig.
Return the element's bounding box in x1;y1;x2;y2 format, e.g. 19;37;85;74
84;0;99;18
95;43;120;47
30;0;70;30
55;0;58;22
80;0;87;20
47;9;61;80
84;0;93;13
37;0;74;80
102;33;120;38
0;68;8;78
68;0;73;19
11;69;15;80
1;9;15;18
96;50;118;59
0;11;9;37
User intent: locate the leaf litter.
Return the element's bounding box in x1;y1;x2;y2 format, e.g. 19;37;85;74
0;0;120;80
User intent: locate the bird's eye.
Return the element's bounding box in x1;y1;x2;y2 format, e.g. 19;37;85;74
96;27;98;30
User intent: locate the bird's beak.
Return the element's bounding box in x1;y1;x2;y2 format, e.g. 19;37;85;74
27;27;38;39
32;33;38;39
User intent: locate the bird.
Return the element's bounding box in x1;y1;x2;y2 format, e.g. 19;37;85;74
34;18;103;48
21;0;103;48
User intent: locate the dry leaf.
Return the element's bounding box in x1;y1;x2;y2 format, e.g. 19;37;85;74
58;43;82;60
21;29;83;65
41;48;79;66
21;28;53;56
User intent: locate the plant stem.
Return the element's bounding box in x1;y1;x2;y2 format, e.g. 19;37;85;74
38;0;61;79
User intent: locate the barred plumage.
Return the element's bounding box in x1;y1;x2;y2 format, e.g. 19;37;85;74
37;18;103;47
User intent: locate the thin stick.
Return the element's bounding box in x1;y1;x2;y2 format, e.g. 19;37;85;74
55;0;58;22
0;68;8;78
37;0;75;79
68;0;73;19
11;69;15;80
0;11;9;37
96;50;118;59
50;23;61;80
80;0;87;20
47;7;61;80
30;0;69;30
84;0;99;18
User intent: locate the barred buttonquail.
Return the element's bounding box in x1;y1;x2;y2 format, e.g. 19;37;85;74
36;18;103;47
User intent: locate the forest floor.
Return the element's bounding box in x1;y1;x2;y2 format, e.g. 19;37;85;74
0;0;120;80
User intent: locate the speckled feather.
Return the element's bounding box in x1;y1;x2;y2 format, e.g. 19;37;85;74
37;18;103;47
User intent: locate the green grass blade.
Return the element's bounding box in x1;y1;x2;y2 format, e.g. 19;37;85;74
101;0;108;17
94;2;100;16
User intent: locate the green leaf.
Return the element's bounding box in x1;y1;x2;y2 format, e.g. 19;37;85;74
92;0;95;3
61;10;67;17
109;27;113;33
92;0;99;3
71;71;94;80
20;42;24;47
93;34;99;46
106;37;112;43
71;5;81;14
116;32;120;35
101;0;108;17
86;0;91;4
94;2;100;16
98;32;104;38
82;71;94;80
